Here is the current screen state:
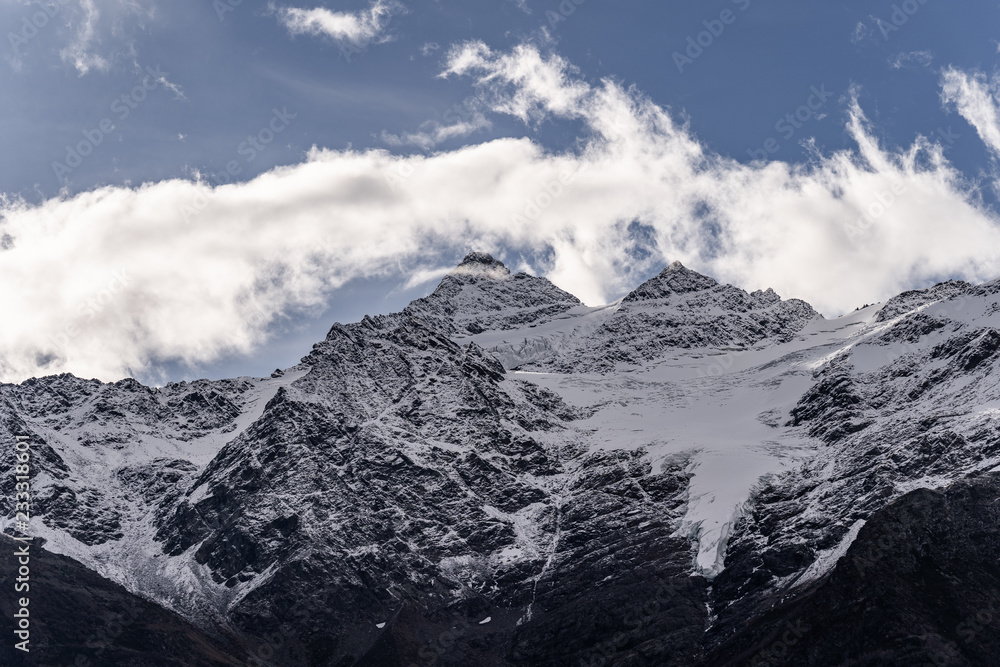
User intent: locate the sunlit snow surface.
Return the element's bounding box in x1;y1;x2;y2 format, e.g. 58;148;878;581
465;304;884;576
2;368;311;622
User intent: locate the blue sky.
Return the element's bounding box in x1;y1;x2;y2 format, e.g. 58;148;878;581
1;0;1000;383
3;0;994;197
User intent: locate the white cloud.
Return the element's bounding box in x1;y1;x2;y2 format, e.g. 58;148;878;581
850;21;870;44
400;265;453;291
3;43;1000;383
889;50;932;69
151;70;186;100
57;0;154;75
941;67;1000;158
505;0;530;14
274;0;404;47
441;43;592;125
60;0;107;74
3;0;152;73
381;115;491;149
381;86;494;149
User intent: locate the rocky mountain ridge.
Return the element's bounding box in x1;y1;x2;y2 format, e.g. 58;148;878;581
3;253;1000;666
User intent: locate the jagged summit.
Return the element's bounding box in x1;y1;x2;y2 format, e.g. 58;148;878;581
11;251;1000;666
446;251;512;281
402;252;581;334
539;261;821;370
458;251;509;271
624;260;720;302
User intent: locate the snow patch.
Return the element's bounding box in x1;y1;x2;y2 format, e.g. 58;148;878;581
793;519;866;587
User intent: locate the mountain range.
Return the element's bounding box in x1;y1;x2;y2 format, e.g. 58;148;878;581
3;252;1000;666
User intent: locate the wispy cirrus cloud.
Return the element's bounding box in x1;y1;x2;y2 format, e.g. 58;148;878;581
504;0;531;14
849;21;870;44
889;50;932;69
380;114;491;149
60;0;108;74
941;67;1000;159
6;0;155;75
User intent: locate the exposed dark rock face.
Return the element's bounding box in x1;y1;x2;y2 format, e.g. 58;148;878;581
704;474;1000;667
873;280;972;323
403;253;582;335
558;261;820;371
149;307;701;665
0;534;249;666
3;254;1000;666
786;359;869;443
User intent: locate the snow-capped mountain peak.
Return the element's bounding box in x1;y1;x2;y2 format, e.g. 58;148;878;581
452;251;512;279
402;252;581;334
623;260;720;302
9;261;1000;666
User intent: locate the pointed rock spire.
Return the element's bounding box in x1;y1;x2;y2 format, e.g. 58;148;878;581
453;252;511;279
403;251;580;334
623;260;719;302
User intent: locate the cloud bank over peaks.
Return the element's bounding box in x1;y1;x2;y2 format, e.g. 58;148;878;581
0;42;999;383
